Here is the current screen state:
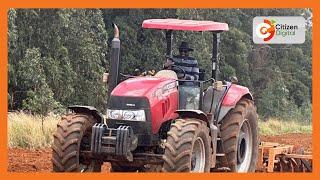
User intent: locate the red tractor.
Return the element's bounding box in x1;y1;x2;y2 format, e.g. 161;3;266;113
52;19;258;173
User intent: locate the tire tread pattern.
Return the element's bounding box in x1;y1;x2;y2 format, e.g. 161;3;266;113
220;98;259;172
52;113;99;172
162;118;211;172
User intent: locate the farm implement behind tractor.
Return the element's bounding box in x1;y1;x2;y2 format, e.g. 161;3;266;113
257;142;312;172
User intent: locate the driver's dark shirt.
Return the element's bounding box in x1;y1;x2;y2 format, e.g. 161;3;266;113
172;55;199;81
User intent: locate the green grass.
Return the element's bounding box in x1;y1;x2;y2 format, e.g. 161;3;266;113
259;118;312;136
8;112;60;149
8;112;312;149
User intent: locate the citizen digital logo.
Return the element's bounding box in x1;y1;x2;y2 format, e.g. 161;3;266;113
276;24;298;30
275;24;298;37
253;16;305;44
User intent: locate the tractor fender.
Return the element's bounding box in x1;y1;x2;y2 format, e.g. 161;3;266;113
68;105;104;123
175;110;208;123
216;84;253;123
221;84;253;106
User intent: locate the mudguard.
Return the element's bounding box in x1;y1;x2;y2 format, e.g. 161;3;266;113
175;109;208;122
221;84;253;106
68;105;104;123
217;84;253;123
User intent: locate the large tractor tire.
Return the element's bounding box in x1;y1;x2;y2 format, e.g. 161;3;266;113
162;118;211;172
52;113;102;172
220;98;258;172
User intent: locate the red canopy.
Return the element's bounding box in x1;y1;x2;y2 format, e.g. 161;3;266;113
142;19;229;32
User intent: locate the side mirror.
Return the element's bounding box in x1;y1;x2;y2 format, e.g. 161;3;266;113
102;73;109;83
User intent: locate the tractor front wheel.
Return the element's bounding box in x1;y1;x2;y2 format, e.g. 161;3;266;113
52;113;102;172
220;98;259;172
162;118;211;172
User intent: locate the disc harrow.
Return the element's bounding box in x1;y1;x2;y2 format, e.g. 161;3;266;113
257;142;312;172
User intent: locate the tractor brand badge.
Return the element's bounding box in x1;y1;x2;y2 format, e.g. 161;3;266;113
253;17;305;44
162;81;177;93
152;81;177;99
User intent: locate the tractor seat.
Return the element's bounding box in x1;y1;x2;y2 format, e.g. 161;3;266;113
154;70;178;80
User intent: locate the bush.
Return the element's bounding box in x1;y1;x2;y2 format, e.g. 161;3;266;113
8;112;312;149
259;118;312;136
8;112;60;149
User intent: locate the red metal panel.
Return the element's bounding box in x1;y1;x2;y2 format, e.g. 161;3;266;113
142;19;229;32
222;84;251;106
111;76;179;134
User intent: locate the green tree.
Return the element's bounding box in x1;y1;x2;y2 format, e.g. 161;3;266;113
18;48;60;115
61;9;108;110
8;8;312;123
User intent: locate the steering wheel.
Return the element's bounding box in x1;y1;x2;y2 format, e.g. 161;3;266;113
171;65;186;79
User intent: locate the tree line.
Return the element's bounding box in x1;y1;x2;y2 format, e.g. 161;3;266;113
8;9;312;122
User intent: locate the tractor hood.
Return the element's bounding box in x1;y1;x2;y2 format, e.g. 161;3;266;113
109;76;179;134
111;76;175;98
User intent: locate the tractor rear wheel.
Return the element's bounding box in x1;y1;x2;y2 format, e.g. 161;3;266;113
52;113;102;172
220;98;258;172
162;118;211;172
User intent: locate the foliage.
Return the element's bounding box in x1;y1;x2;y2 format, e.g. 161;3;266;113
8;9;108;114
8;112;60;149
7;112;311;148
259;118;312;136
17;48;61;116
8;9;312;123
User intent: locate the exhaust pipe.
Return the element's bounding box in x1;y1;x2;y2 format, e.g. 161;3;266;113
107;23;121;99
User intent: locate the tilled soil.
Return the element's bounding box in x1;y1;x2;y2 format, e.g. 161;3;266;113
8;148;111;173
260;133;312;152
8;133;311;172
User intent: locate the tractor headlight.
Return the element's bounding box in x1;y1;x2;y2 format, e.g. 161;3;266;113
106;109;146;121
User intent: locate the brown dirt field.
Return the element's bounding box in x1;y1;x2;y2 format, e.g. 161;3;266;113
8;148;111;173
260;133;312;152
8;133;311;172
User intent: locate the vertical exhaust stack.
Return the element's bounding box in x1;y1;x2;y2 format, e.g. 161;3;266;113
107;23;121;99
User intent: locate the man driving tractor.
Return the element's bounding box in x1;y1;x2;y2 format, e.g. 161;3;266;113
164;41;199;83
163;41;200;109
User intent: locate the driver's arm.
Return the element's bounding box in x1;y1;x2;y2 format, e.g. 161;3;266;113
163;58;174;69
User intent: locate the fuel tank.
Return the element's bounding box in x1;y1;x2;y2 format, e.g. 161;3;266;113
110;76;179;134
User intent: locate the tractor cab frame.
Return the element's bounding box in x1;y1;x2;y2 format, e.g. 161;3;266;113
142;18;229;81
142;19;230;119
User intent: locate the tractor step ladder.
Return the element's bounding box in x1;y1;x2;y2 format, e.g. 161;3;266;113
257;142;312;172
216;137;225;157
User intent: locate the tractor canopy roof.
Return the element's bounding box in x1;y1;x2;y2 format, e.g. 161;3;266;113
142;19;229;32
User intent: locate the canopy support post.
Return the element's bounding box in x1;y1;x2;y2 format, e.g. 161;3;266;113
212;32;220;80
166;30;173;58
